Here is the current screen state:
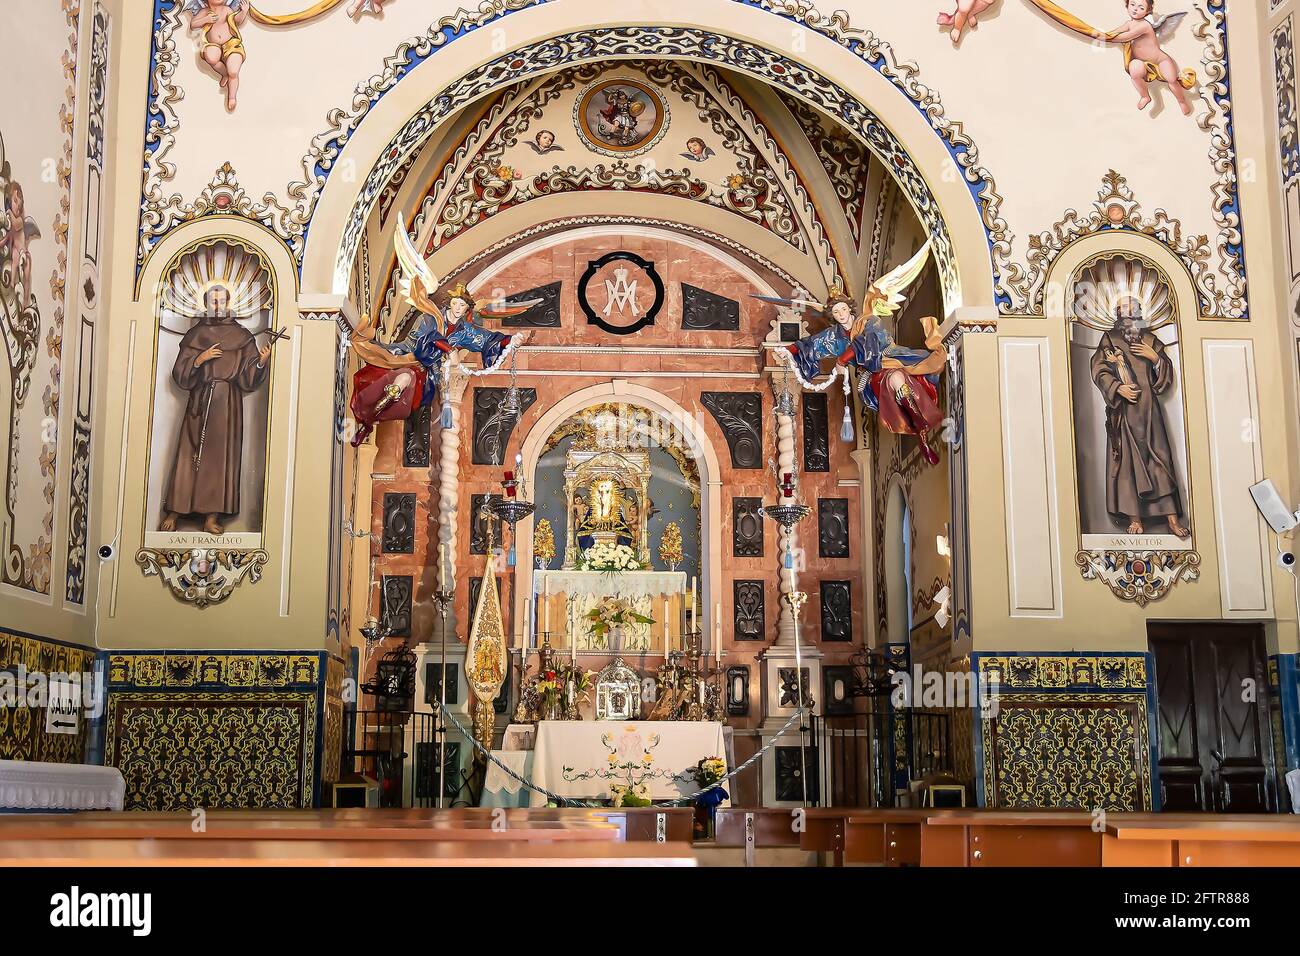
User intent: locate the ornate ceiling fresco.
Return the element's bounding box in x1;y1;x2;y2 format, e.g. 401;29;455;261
134;0;1247;320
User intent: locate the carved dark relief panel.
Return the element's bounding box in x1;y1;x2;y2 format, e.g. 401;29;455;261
416;741;461;799
820;580;852;642
701;392;763;469
472;387;537;465
380;575;413;638
382;493;417;554
499;281;562;328
424;662;460;706
494;666;511;715
726;666;750;717
733;580;765;641
469;496;502;555
468;576;483;619
681;283;740;331
732;497;764;557
403;405;432;468
779;667;814;708
779;322;802;343
802;393;830;473
818;498;850;558
823;665;856;716
775;744;820;802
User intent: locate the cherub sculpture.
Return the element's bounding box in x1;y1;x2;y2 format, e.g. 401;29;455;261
1026;0;1196;116
348;214;538;445
185;0;249;112
1;180;40;298
936;0;999;45
756;244;948;465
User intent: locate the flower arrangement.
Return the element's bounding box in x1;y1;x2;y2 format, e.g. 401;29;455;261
533;518;556;568
586;596;654;647
580;542;641;572
534;668;565;719
658;521;683;571
609;783;652;807
693;756;727;786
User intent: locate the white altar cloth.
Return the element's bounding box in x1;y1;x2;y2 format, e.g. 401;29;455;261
536;570;686;652
527;720;726;807
0;760;126;811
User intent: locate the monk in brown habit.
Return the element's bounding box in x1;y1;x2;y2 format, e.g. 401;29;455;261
159;284;271;535
1090;296;1190;538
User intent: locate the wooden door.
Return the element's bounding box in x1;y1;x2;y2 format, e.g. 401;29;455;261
1149;623;1277;813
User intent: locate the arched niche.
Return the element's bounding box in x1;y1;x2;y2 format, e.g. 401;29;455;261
297;3;992;313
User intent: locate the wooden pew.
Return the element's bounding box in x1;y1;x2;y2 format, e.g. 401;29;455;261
921;811;1102;867
1103;818;1300;867
608;807;696;843
0;838;695;867
844;810;949;866
0;809;621;843
714;808;803;866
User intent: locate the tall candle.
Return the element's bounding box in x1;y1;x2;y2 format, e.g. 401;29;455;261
690;577;697;631
543;580;549;635
715;602;722;663
570;601;576;664
439;545;448;590
662;595;669;654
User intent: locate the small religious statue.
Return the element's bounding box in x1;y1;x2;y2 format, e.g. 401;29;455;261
159;283;273;535
348;214;540;445
1091;296;1190;538
575;477;637;551
758;243;947;465
185;0;249;112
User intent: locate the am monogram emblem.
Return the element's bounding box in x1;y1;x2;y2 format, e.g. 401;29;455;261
578;250;664;335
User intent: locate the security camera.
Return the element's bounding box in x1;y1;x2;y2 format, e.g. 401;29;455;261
1250;480;1300;534
97;544;115;562
1280;550;1297;575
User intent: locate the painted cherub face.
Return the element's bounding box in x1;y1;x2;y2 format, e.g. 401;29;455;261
687;139;705;156
6;182;23;218
1126;0;1152;18
536;131;555;149
830;300;855;330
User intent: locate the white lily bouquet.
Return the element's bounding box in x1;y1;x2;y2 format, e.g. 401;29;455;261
580;543;641;573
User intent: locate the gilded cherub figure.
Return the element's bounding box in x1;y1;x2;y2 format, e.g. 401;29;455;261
185;0;249;112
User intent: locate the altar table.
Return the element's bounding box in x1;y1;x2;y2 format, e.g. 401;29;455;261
527;720;727;807
535;570;686;653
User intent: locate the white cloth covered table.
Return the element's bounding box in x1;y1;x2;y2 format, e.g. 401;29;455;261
481;750;534;808
0;759;125;811
527;720;727;807
536;570;686;652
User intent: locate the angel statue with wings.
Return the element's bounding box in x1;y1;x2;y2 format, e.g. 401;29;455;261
348;214;539;446
1027;0;1196;116
757;243;948;465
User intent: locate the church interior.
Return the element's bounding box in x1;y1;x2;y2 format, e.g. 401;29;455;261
2;0;1300;885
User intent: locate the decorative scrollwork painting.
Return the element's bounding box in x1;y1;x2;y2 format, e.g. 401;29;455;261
135;547;269;609
1075;549;1201;608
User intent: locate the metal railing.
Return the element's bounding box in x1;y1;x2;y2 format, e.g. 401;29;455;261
342;708;477;808
810;708;953;808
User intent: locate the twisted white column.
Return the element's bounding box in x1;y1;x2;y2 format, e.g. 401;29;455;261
436;366;471;640
772;377;799;647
